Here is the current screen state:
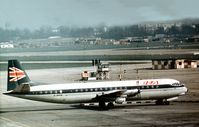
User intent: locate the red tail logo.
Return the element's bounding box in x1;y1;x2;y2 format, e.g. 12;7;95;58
9;67;26;82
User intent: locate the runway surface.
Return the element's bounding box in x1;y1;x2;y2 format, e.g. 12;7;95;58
1;64;199;127
1;102;199;127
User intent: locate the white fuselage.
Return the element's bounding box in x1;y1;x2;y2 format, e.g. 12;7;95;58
8;79;188;104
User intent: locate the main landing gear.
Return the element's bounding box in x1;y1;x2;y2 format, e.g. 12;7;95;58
99;101;114;110
155;99;170;105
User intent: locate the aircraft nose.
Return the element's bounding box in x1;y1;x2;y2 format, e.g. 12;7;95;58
182;83;188;93
179;87;188;96
184;87;188;93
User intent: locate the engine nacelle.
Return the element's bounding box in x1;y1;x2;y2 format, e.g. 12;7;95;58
123;89;139;96
115;97;126;104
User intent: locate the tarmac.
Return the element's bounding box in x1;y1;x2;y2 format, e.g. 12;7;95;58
0;64;199;127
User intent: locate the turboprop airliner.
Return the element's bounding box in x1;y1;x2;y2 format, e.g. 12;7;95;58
4;60;188;110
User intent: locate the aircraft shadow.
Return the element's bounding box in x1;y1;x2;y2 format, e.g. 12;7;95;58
0;103;166;113
71;103;162;111
0;105;77;113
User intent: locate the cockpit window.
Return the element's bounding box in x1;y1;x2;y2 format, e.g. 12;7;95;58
172;82;184;87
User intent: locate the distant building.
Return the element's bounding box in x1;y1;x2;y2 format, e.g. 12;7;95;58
143;38;149;43
119;39;130;45
152;59;198;70
113;41;120;45
0;42;14;48
175;60;185;69
152;60;175;70
176;60;197;69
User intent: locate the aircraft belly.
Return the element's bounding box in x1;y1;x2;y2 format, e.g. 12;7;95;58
12;92;100;104
59;93;98;103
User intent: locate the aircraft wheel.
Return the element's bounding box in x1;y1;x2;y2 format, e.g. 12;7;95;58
155;99;164;105
164;101;170;105
99;101;106;110
107;102;114;109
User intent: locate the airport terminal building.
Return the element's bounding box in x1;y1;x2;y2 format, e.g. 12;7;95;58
152;59;197;70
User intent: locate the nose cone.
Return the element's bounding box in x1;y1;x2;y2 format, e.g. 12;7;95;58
184;87;188;93
181;83;188;93
180;87;188;95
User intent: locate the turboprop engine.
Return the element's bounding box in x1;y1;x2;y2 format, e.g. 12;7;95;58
115;97;126;104
115;89;139;104
123;89;139;96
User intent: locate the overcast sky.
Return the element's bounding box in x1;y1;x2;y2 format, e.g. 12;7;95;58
0;0;199;30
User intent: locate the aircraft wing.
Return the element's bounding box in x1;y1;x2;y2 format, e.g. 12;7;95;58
94;89;140;102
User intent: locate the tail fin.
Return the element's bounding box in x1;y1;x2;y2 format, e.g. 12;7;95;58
7;60;30;92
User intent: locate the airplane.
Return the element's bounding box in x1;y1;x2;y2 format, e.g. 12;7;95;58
3;60;188;110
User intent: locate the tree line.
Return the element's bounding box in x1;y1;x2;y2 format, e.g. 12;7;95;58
0;24;198;42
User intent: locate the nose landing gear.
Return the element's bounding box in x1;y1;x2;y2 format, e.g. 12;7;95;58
155;99;170;105
99;101;114;110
